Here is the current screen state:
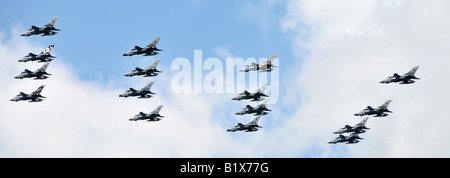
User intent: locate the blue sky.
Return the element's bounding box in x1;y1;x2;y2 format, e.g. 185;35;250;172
3;0;449;158
0;0;294;84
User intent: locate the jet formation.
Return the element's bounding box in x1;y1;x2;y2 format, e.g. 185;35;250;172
21;17;60;37
330;66;420;144
329;117;370;144
10;85;46;103
122;37;165;123
12;17;60;104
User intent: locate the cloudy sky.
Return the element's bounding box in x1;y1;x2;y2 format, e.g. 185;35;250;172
1;0;450;158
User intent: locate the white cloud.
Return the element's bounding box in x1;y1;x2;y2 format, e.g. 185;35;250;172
0;26;264;158
280;0;450;157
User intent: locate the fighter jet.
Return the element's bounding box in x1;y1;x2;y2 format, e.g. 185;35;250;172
124;59;161;77
129;105;164;122
14;63;52;80
380;66;420;84
227;116;263;132
232;84;269;102
334;117;370;134
235;99;271;116
240;54;278;72
355;100;393;117
21;16;60;37
18;45;56;63
123;37;162;57
119;82;155;99
328;133;363;144
10;85;46;102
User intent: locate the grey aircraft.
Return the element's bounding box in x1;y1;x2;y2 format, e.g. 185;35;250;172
328;133;363;144
129;105;164;122
334;117;370;134
119;82;155;98
380;66;420;84
18;44;56;63
10;85;46;102
14;63;51;80
235;99;271;116
355;100;393;117
227;115;263;132
240;54;278;72
124;59;161;77
123;37;162;57
21;16;60;37
232;84;269;102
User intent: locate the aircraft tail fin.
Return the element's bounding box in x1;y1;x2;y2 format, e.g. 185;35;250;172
32;85;45;95
43;44;55;55
249;115;262;125
152;105;163;114
143;82;154;91
146;59;160;70
256;83;268;94
405;66;420;76
357;117;369;127
148;37;160;48
38;63;50;72
380;100;392;109
44;16;58;28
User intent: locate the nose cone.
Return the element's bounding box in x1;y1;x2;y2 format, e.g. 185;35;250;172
124;72;134;77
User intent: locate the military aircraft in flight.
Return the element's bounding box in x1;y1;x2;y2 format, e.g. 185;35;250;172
129;105;164;122
232;83;269;102
240;54;278;72
355;100;393;117
14;63;52;80
18;44;56;63
235;99;271;116
227;115;263;132
334;117;370;134
124;59;161;77
123;37;162;57
21;16;60;37
380;66;420;84
10;85;46;102
328;133;363;144
119;82;155;99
